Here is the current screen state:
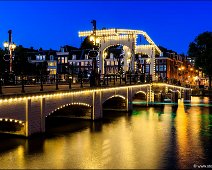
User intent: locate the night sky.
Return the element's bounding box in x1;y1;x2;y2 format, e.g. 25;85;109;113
0;1;212;54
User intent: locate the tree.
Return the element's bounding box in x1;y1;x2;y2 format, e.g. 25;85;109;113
80;36;98;50
188;31;212;88
0;48;6;74
35;61;49;75
13;45;36;75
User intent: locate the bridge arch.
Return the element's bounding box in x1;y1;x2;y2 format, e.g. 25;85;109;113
0;118;25;134
102;44;132;74
102;95;127;111
133;91;147;100
46;102;92;119
99;35;135;74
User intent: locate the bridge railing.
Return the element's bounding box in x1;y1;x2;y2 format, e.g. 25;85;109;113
0;73;192;96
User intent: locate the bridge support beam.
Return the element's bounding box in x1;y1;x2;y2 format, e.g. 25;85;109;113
150;48;156;81
179;89;182;98
127;87;133;112
183;89;191;102
40;98;45;133
171;91;179;103
25;99;31;137
146;85;153;105
25;98;46;137
99;51;104;74
92;91;103;120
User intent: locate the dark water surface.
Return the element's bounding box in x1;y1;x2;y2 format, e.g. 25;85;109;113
0;96;212;169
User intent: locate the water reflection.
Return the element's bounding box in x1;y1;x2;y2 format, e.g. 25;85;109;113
0;97;212;169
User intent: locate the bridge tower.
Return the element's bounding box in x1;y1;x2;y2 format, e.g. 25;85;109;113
79;28;162;80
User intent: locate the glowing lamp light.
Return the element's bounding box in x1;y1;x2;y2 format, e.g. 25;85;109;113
194;76;199;81
146;58;151;64
11;44;16;50
89;35;100;45
3;42;16;50
3;42;9;48
96;38;100;44
89;36;95;42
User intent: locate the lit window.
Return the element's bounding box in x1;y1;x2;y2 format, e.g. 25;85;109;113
110;53;113;59
145;65;149;73
35;55;45;61
48;62;56;66
61;57;65;63
50;55;54;61
72;55;76;60
65;57;68;63
85;54;88;60
159;65;163;71
49;69;56;75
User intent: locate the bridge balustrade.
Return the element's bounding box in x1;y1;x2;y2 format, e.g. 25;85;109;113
0;73;193;95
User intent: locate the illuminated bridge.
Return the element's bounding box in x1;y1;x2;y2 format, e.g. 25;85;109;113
0;83;191;137
79;28;163;81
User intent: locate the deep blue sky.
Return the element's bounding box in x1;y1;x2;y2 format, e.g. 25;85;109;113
0;1;212;54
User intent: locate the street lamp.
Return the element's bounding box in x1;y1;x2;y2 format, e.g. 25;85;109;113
89;20;101;87
88;49;99;87
178;65;187;85
3;30;16;74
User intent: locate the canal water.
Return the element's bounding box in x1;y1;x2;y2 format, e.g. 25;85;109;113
0;96;212;169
